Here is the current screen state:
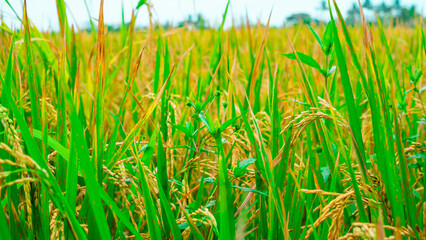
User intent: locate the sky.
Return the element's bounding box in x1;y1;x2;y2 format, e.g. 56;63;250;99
0;0;425;31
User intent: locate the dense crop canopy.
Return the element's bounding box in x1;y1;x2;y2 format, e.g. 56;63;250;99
0;0;425;239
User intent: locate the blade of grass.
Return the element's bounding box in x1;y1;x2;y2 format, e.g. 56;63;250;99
135;129;162;240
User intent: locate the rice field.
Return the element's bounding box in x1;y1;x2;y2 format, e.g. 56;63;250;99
0;0;425;239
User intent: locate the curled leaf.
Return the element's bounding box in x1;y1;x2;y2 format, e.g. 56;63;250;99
136;0;147;10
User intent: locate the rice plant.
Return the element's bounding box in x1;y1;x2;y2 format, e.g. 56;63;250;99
0;0;425;239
